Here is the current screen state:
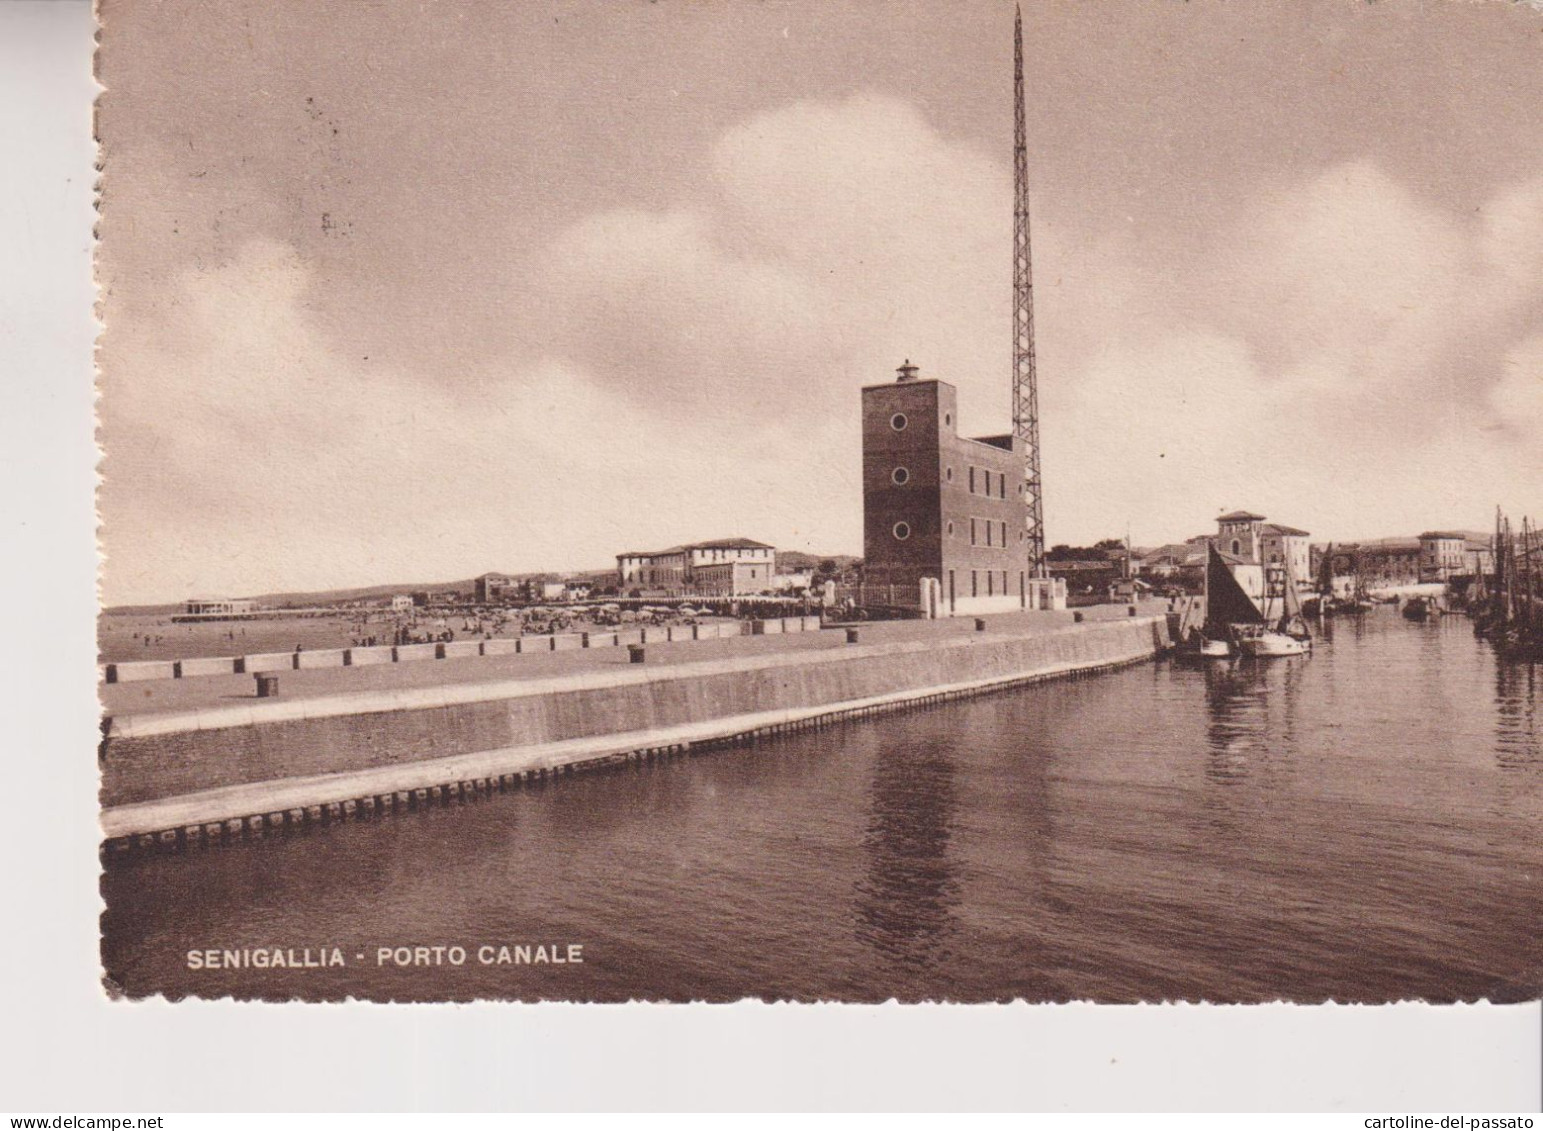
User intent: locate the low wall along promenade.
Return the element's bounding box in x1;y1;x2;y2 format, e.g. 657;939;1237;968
101;616;823;684
100;614;1173;849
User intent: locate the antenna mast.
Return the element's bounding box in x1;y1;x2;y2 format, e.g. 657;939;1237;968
1013;4;1047;577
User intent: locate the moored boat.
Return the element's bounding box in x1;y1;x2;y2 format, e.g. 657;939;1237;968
1239;548;1313;658
1237;624;1311;657
1177;544;1267;659
1194;634;1233;658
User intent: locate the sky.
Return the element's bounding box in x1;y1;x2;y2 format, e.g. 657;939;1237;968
95;0;1543;605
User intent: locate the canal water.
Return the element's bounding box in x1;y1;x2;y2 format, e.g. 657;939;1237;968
101;610;1542;1003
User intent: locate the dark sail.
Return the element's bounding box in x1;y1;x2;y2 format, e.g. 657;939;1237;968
1282;554;1303;618
1317;542;1334;598
1204;543;1264;632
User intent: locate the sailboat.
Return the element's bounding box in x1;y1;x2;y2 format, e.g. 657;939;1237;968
1307;541;1334;617
1240;553;1312;658
1179;545;1265;659
1341;548;1375;613
1312;543;1371;615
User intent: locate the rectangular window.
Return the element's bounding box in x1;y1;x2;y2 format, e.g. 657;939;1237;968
1001;521;1007;547
969;467;976;494
985;521;992;547
970;518;977;546
971;570;978;598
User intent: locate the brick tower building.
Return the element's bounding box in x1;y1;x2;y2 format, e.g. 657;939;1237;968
862;361;1060;616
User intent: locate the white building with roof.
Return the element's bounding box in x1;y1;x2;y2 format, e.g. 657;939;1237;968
616;537;776;592
1215;510;1311;590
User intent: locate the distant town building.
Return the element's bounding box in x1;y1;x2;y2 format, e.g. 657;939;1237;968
474;573;513;604
183;597;256;616
690;559;773;597
861;361;1060;615
1215;511;1312;584
1349;540;1422;588
1202;511;1309;599
390;594;413;612
615;538;776;593
1132;514;1308;600
1418;532;1477;582
1314;532;1492;591
1138;541;1249;592
1138;540;1208;580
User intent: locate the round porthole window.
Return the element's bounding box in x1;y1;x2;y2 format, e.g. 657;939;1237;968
892;467;909;485
944;413;952;426
893;522;911;541
890;413;908;431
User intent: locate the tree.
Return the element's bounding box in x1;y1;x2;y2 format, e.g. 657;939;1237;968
1048;542;1121;562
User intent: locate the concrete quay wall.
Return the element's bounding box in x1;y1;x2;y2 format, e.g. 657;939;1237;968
100;616;1171;836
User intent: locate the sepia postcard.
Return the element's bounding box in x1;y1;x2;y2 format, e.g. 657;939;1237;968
94;0;1542;1005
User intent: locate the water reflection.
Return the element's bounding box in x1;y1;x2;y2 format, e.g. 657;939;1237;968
1199;654;1310;788
853;735;960;970
1202;660;1268;783
1494;659;1539;771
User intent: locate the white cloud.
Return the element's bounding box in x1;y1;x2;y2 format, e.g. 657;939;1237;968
1492;333;1543;442
1481;175;1543;292
99;106;1543;603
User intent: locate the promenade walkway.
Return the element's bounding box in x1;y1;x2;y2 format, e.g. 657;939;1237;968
100;603;1152;722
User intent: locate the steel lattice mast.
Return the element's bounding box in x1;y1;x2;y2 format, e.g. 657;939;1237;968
1013;4;1047;577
